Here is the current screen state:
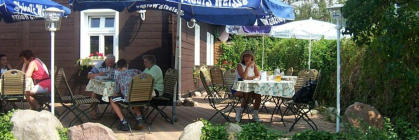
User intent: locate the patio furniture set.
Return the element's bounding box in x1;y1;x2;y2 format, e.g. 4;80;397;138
199;66;320;131
0;67;179;133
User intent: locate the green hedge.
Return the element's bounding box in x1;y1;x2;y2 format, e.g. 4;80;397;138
0;111;16;140
200;118;418;140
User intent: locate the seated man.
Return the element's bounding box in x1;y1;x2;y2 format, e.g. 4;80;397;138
110;59;143;131
88;54;116;117
88;54;116;79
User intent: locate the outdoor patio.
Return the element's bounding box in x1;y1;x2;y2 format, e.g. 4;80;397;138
54;96;336;140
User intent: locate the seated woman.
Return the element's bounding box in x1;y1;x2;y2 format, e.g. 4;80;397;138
110;59;142;131
233;50;261;122
0;54;13;75
142;55;163;97
20;50;51;110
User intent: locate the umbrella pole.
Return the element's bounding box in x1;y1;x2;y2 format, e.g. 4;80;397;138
309;39;311;69
262;35;265;70
50;28;55;115
174;1;182;124
336;17;341;132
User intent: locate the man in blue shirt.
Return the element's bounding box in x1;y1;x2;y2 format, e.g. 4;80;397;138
88;54;116;79
88;54;116;119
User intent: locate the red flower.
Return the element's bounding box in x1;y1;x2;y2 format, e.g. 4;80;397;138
98;53;104;57
223;60;228;65
89;53;94;57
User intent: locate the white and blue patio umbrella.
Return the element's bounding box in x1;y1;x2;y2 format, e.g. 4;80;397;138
0;0;71;115
0;0;71;22
129;0;294;26
270;17;349;69
69;0;295;123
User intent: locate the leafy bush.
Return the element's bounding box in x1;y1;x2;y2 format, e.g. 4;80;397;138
338;118;398;140
292;130;337;140
342;0;418;125
201;120;228;140
292;118;419;140
392;118;419;140
237;122;283;140
58;128;69;140
200;120;283;140
0;111;16;140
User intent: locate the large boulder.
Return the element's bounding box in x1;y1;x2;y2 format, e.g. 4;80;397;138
226;123;242;140
68;122;117;140
179;121;204;140
11;110;63;140
343;102;384;129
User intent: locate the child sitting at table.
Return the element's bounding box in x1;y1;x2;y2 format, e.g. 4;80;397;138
109;59;143;131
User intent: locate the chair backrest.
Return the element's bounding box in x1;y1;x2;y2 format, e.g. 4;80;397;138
55;68;75;101
200;66;211;83
210;67;225;88
128;74;154;102
310;69;319;80
295;69;315;92
163;68;178;98
223;69;236;88
200;71;213;95
286;67;294;76
1;69;25;96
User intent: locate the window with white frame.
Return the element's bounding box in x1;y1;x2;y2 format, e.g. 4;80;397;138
206;32;214;65
80;9;119;60
194;24;200;66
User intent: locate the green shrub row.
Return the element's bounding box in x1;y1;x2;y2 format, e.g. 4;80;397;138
0;111;16;140
200;118;418;140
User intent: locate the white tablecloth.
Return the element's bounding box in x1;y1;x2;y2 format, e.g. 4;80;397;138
232;80;296;98
282;76;298;83
85;79;115;102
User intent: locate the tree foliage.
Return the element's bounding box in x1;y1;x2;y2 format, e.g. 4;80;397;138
342;0;418;125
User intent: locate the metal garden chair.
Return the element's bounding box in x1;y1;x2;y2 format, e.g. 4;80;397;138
200;71;235;122
55;68;100;126
210;67;227;98
149;68;178;124
270;69;315;124
285;70;320;131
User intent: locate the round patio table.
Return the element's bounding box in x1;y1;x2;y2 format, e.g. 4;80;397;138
232;79;296;123
85;79;115;102
232;80;295;98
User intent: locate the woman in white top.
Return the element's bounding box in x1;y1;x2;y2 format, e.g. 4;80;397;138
233;50;261;122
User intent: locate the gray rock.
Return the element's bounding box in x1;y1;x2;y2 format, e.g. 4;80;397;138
11;110;63;140
343;102;384;129
179;121;204;140
226;123;242;140
68;122;117;140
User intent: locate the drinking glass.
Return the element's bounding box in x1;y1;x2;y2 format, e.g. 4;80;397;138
275;75;281;82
